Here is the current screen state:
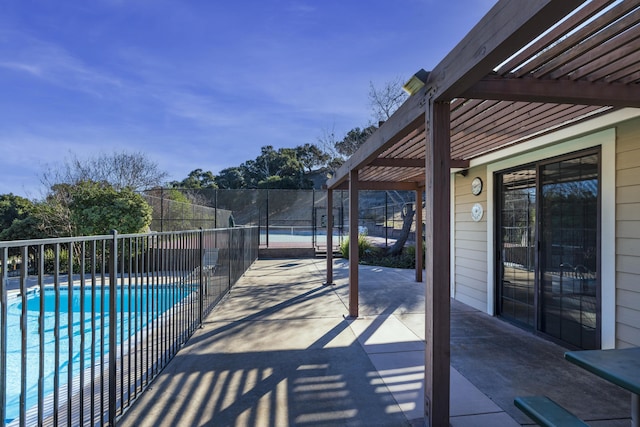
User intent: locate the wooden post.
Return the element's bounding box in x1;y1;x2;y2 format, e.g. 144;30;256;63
348;169;359;318
324;188;334;286
424;101;451;426
415;188;424;282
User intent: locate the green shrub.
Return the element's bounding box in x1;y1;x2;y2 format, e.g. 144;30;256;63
340;234;372;259
340;239;428;269
43;247;72;274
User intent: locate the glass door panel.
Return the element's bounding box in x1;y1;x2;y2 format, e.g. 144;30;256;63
498;167;537;328
539;153;599;349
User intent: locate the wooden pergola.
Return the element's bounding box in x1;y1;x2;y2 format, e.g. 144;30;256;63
324;0;640;425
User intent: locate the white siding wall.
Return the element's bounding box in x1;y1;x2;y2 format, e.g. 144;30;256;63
615;117;640;348
453;166;488;311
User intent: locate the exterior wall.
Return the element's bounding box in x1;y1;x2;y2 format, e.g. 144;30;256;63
451;109;640;348
452;166;488;311
615;117;640;348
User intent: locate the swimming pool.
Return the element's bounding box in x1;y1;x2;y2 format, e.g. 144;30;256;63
4;284;187;423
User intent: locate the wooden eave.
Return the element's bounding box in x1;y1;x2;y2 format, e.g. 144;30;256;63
326;0;640;191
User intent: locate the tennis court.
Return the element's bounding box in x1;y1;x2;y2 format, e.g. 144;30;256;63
260;225;344;250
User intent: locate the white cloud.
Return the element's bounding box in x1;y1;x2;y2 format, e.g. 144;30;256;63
0;31;123;97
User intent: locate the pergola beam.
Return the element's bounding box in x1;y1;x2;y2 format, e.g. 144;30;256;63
326;101;427;190
450;159;470;169
428;0;585;101
369;158;426;168
462;75;640;108
332;180;421;191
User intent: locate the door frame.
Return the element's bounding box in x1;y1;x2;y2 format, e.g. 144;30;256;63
485;128;616;349
494;148;602;348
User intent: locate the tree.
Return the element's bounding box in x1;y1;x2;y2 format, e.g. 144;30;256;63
238;145;308;189
257;176;302;189
369;77;408;123
0;215;43;242
35;185;75;238
0;193;34;232
171;169;218;189
35;181;152;237
385;202;415;257
68;181;152;235
295;143;330;173
216;167;246;189
0;194;42;242
42;150;168;192
334;126;377;158
317;128;346;172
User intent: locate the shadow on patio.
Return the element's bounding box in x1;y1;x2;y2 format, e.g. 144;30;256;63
119;259;630;427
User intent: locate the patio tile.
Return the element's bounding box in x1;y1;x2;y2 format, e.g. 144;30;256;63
208;283;348;320
194;317;358;352
450;368;503;417
395;312;426;340
332;262;425;317
364;349;509;423
346;314;424;353
450;412;521;427
366;349;425;421
120;258;631;426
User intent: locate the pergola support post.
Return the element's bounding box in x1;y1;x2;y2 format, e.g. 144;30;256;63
348;169;359;318
324;188;334;286
424;101;451;426
415;188;424;282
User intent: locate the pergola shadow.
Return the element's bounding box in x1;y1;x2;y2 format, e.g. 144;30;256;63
119;259;423;426
119;258;633;426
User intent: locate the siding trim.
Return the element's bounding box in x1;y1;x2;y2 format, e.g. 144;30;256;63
602;134;616;348
451;173;456;298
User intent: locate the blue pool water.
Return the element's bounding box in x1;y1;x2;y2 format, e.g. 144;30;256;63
4;285;185;423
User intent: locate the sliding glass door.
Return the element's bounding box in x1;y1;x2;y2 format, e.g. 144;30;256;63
539;153;599;349
498;167;537;328
497;149;600;349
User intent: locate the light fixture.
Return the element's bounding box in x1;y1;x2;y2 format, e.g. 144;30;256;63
402;69;430;96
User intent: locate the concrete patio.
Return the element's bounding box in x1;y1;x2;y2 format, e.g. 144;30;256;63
119;258;630;426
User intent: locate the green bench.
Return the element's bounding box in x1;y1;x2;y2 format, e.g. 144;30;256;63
514;396;589;427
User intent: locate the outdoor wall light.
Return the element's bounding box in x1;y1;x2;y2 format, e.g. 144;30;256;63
402;69;430;96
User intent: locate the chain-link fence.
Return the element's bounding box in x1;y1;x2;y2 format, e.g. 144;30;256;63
143;189;420;251
142;190;232;232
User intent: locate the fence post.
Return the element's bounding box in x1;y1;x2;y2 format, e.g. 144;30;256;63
108;230;118;426
199;228;204;327
0;248;6;426
160;188;164;232
385;191;389;247
265;190;269;248
312;189;316;248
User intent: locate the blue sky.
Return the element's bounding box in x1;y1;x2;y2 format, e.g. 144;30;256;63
0;0;495;198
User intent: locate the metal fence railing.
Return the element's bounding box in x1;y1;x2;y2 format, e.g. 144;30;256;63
0;227;258;426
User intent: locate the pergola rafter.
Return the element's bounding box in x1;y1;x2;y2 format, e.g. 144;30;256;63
461;75;640;108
